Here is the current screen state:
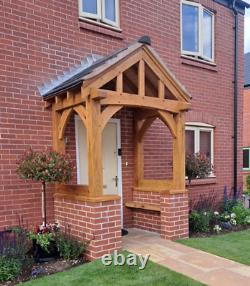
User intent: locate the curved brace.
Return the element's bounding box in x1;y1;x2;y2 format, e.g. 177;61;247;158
157;110;177;138
58;108;73;140
137;116;157;142
100;105;123;131
73;105;87;128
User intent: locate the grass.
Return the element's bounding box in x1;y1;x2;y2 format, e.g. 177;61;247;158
177;229;250;266
23;252;204;286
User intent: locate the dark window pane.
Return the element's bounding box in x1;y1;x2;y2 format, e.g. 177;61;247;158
182;4;199;52
105;0;116;22
203;11;213;59
200;131;211;159
82;0;97;14
185;130;195;154
243;149;250;169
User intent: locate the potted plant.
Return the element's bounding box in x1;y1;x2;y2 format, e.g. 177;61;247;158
243;175;250;209
17;149;73;226
27;223;60;262
185;153;212;185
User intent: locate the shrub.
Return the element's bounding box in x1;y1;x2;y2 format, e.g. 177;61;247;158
221;185;243;211
244;215;250;224
0;229;32;282
54;232;86;260
0;257;22;282
28;232;54;253
231;203;250;225
189;211;211;233
186;153;212;184
244;175;250;196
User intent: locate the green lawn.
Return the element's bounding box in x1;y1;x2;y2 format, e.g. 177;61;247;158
23;252;204;286
177;229;250;266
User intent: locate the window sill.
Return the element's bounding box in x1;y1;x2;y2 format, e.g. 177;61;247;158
181;55;218;72
79;18;124;40
186;177;217;186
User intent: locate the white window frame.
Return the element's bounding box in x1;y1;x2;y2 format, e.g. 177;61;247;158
181;0;215;62
102;0;119;27
79;0;120;28
243;147;250;171
79;0;102;20
185;122;214;173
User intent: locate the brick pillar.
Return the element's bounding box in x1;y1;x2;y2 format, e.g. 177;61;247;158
160;192;189;240
54;197;122;260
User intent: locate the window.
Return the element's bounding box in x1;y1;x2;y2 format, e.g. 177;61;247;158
181;1;214;62
185;123;214;167
243;148;250;170
79;0;119;27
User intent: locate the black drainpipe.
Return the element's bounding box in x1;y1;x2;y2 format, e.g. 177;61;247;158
232;0;238;199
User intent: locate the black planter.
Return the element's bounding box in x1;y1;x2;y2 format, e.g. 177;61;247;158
32;239;59;263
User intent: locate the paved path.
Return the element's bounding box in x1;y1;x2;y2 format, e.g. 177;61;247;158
122;228;250;286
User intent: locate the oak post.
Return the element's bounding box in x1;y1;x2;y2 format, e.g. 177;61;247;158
172;112;185;191
86;90;103;197
134;118;144;187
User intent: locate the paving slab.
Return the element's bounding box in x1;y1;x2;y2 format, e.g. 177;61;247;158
122;228;250;286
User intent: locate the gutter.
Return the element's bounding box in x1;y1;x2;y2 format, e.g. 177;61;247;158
232;0;238;198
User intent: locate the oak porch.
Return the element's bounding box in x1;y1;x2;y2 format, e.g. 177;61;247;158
46;42;190;201
43;38;191;258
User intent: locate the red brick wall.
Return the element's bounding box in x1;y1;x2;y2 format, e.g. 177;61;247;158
243;88;250;147
132;191;161;233
0;0;244;229
161;193;189;240
242;88;250;188
64;114;78;184
144;119;173;180
54;197;122;260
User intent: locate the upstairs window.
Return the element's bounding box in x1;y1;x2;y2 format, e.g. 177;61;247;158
79;0;119;27
181;1;214;62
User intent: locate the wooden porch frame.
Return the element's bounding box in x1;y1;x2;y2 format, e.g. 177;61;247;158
48;44;191;201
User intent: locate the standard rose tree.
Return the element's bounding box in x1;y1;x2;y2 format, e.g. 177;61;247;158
17;149;73;226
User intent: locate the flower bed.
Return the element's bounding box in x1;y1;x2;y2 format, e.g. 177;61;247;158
0;223;87;285
189;187;250;236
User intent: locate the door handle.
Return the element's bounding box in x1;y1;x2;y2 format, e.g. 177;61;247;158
113;176;118;187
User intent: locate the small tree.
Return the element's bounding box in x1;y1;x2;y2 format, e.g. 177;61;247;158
186;153;212;185
17;149;73;226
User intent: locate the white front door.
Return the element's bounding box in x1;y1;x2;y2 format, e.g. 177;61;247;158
102;120;119;195
75;117;123;222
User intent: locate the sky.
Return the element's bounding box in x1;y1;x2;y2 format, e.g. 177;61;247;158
245;1;250;53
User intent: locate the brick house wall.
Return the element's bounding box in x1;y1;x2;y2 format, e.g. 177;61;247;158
243;87;250;189
0;0;244;235
243;88;250;147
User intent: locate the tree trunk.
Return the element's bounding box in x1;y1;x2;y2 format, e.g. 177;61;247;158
41;181;47;226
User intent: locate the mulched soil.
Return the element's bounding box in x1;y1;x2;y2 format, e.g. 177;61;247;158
0;258;86;286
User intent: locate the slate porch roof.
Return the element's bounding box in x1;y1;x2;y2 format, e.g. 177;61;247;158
38;36;191;101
